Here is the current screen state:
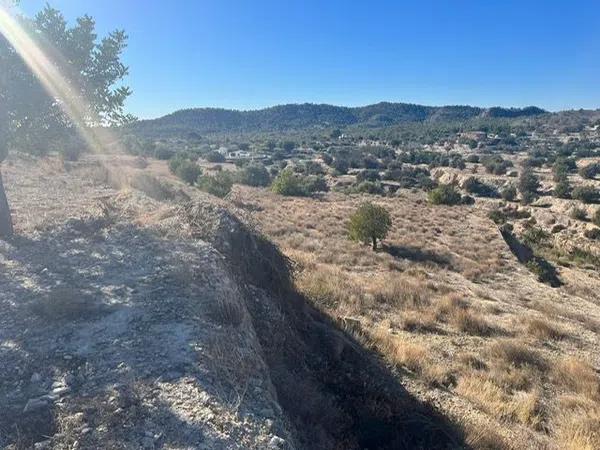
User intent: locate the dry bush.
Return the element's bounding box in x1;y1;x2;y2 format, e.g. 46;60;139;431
525;318;565;340
456;373;544;427
369;326;427;373
372;277;430;309
435;293;469;319
487;340;545;370
451;308;493;336
554;395;600;450
401;310;439;333
552;357;600;398
464;422;511;450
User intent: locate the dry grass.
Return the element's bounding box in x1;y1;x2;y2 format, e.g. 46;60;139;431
525;318;565;340
487;340;545;369
554;395;600;450
552;357;600;398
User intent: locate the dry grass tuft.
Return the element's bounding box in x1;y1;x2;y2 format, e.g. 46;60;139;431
451;308;493;336
554;395;600;450
552;357;600;398
369;326;427;373
525;318;565;340
487;340;545;369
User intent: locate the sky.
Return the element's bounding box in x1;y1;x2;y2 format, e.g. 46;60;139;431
18;0;600;119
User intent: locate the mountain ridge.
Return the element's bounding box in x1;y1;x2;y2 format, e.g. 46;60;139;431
129;101;547;136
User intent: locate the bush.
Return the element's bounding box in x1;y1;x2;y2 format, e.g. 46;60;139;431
303;175;329;194
463;177;499;197
570;207;588;221
348;202;392;250
154;147;175;160
353;181;385;195
197;171;233;198
572;185;600;204
428;184;462;205
238;163;271;187
518;167;540;202
171;159;202;185
594;209;600;227
554;179;572;199
522;226;550;248
466;154;480;163
488;209;507;225
271;169;306;196
356;169;381;183
205;151;226;163
332;158;350;175
584;228;600;240
579;163;600;180
501;185;517;201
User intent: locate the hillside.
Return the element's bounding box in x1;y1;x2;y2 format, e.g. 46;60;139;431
0;155;465;449
129;102;547;136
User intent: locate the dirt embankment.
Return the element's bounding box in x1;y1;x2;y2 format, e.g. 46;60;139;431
0;156;465;449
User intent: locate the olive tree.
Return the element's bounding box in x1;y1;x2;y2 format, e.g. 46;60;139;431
348;202;392;251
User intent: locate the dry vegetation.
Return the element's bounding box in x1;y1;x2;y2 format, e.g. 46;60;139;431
234;184;600;449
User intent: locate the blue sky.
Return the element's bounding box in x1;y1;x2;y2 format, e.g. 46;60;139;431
20;0;600;118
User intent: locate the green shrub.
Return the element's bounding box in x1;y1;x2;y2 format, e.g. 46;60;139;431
154;147;175;160
238;163;271;187
522;226;550;248
570;207;588;221
356;169;381;182
594;209;600;227
271;169;306;196
463;177;499;197
427;184;462;205
303;175;329;194
172;159;202;185
572;185;600;204
197;171;234;198
488;209;507;225
501;185;517;201
584;228;600;240
348;202;392;250
353;181;385;195
518;167;540;203
579;163;600;180
554;179;572;199
205;150;226;163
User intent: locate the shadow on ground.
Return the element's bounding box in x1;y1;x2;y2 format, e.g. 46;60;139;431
0;209;469;449
382;243;454;269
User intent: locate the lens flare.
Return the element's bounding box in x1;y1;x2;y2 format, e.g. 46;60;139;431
0;3;121;154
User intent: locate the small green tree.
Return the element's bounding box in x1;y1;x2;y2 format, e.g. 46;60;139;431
238;163;271;187
554;179;572;199
518;167;540;204
271;169;305;196
348;202;392;251
501;185;517;202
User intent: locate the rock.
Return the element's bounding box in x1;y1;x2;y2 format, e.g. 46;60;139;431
23;398;49;413
141;436;155;448
551;224;567;233
268;436;287;449
33;440;52;449
30;372;42;383
52;386;71;396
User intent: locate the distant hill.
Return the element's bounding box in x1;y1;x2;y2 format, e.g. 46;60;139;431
129;102;547;136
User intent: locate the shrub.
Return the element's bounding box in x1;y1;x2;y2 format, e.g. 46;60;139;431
353;181;384;195
463;177;498;197
522;226;550;248
348;202;392;250
594;209;600;226
518;167;540;203
303;175;329;194
238;163;271;187
466;154;480;163
488;209;507;225
554;179;572;199
197;171;233;198
584;228;600;240
332;158;350;175
579;163;600;180
205;150;226;163
428;184;462;205
356;169;381;182
271;169;306;196
172;160;202;185
570;207;588;221
501;185;517;201
572;185;600;204
154;147;175;160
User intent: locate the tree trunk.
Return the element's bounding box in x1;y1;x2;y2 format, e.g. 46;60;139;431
372;236;377;251
0;169;13;238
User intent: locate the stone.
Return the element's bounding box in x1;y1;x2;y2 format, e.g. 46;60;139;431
268;436;287;449
23;398;49;413
30;372;42;383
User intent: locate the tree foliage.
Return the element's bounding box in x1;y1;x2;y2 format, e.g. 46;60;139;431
348;202;392;250
1;5;133;153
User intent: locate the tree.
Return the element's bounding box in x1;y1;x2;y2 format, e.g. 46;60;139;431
238;163;271;187
0;4;132;238
348;202;392;251
271;169;305;196
205;151;225;163
518;167;540;204
427;184;462;205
